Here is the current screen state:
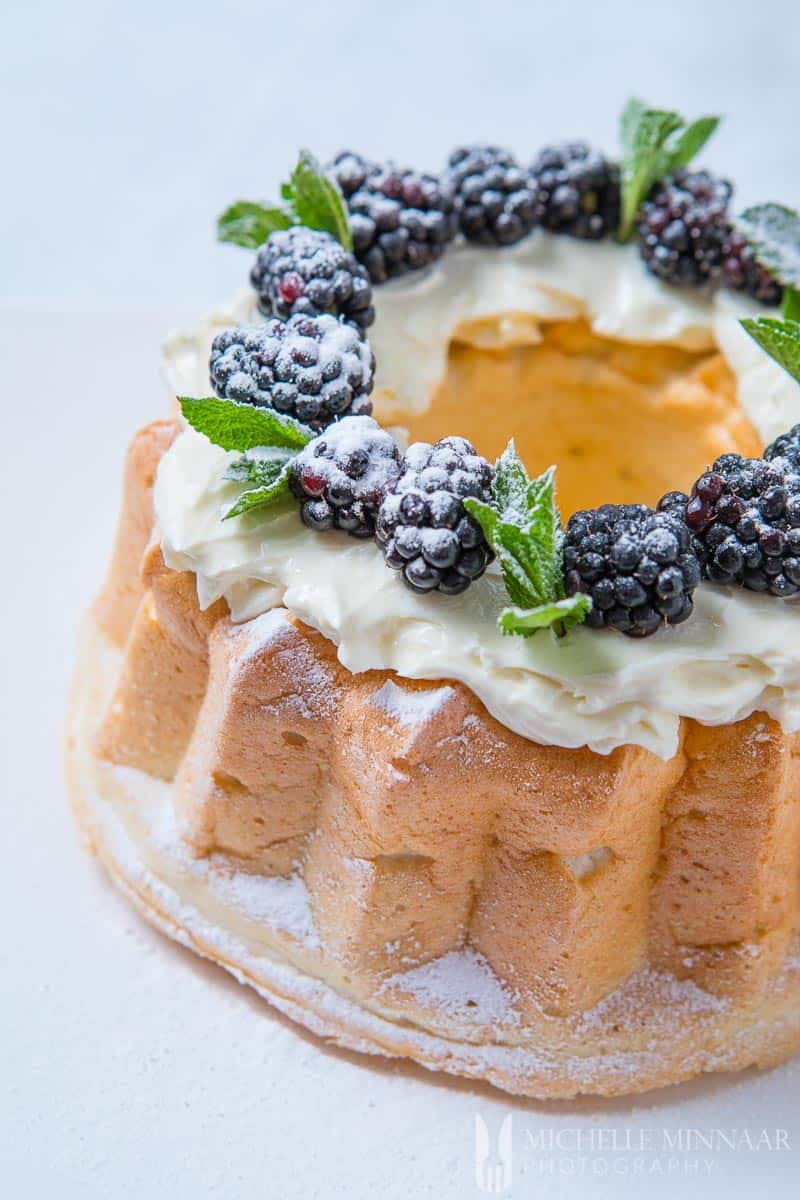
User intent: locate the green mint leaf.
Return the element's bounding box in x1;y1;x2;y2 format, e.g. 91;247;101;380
783;289;800;322
496;523;550;607
217;201;293;248
521;466;563;601
498;594;593;639
223;472;294;521
619;101;683;240
737;204;800;289
666;115;720;170
617;100;720;241
284;150;353;251
492;439;532;519
224;445;296;486
462;496;501;549
740;317;800;384
179;397;314;453
465;446;591;638
619;97;647;152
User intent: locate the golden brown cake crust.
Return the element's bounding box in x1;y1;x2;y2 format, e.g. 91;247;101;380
65;421;800;1098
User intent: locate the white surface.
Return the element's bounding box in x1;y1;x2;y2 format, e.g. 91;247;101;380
2;2;800;1196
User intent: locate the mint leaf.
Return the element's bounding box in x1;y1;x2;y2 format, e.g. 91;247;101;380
224;445;296;486
221;451;293;518
464;447;591;638
217;201;293;248
740;317;800;384
218;150;354;252
286;150;353;252
179;397;314;453
783;289;800;322
737;204;800;290
666;115;720;171
492;438;531;517
619;101;682;241
499;595;593;638
618;100;720;241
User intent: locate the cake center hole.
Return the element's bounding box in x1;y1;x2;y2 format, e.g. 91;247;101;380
397;319;761;517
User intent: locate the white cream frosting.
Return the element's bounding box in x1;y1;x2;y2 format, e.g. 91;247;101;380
156;234;800;759
162;233;800;444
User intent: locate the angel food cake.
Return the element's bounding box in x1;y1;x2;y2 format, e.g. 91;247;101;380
68;103;800;1098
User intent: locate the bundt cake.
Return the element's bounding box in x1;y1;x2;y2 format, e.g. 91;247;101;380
67;105;800;1098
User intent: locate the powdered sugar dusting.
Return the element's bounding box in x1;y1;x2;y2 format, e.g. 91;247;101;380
384;949;519;1027
573;967;727;1038
228;607;293;660
372;679;455;727
209;866;319;948
111;765;320;949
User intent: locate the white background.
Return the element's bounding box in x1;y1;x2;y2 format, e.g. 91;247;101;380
2;2;800;1196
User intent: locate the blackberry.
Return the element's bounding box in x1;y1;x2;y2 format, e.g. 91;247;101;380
563;504;701;638
376;437;494;595
681;454;800;597
209;314;374;432
638;170;732;287
446;145;538;246
765;425;800;470
722;229;783;306
288;416;401;538
328;151;458;284
530;142;620;240
250;226;374;331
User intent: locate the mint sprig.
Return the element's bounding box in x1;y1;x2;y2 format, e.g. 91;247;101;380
464;443;591;638
215;201;293;249
223;446;297;520
498;597;591;636
287;151;353;250
179;396;314;520
740;317;800;385
217;149;353;252
618;99;720;241
179;396;313;453
783;290;800;323
737;204;800;291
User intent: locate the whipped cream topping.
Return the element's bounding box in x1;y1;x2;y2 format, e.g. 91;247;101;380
162;233;800;444
156;234;800;759
157;430;800;759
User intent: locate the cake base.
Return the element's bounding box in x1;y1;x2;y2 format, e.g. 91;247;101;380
67;619;800;1099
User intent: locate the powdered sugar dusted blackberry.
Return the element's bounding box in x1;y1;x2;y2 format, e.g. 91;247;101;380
209;313;374;432
328;151;459;283
289;415;401;539
376;436;494;595
446;145;538;246
250;226;375;330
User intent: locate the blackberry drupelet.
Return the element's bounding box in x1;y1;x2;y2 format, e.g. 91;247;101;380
765;425;800;470
681;454;800;597
328;151;459;284
288;416;401;538
563;504;702;637
637;170;732;287
376;437;494;595
446;145;538;246
250;226;374;330
530;142;620;240
722;230;783;306
209;314;374;432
